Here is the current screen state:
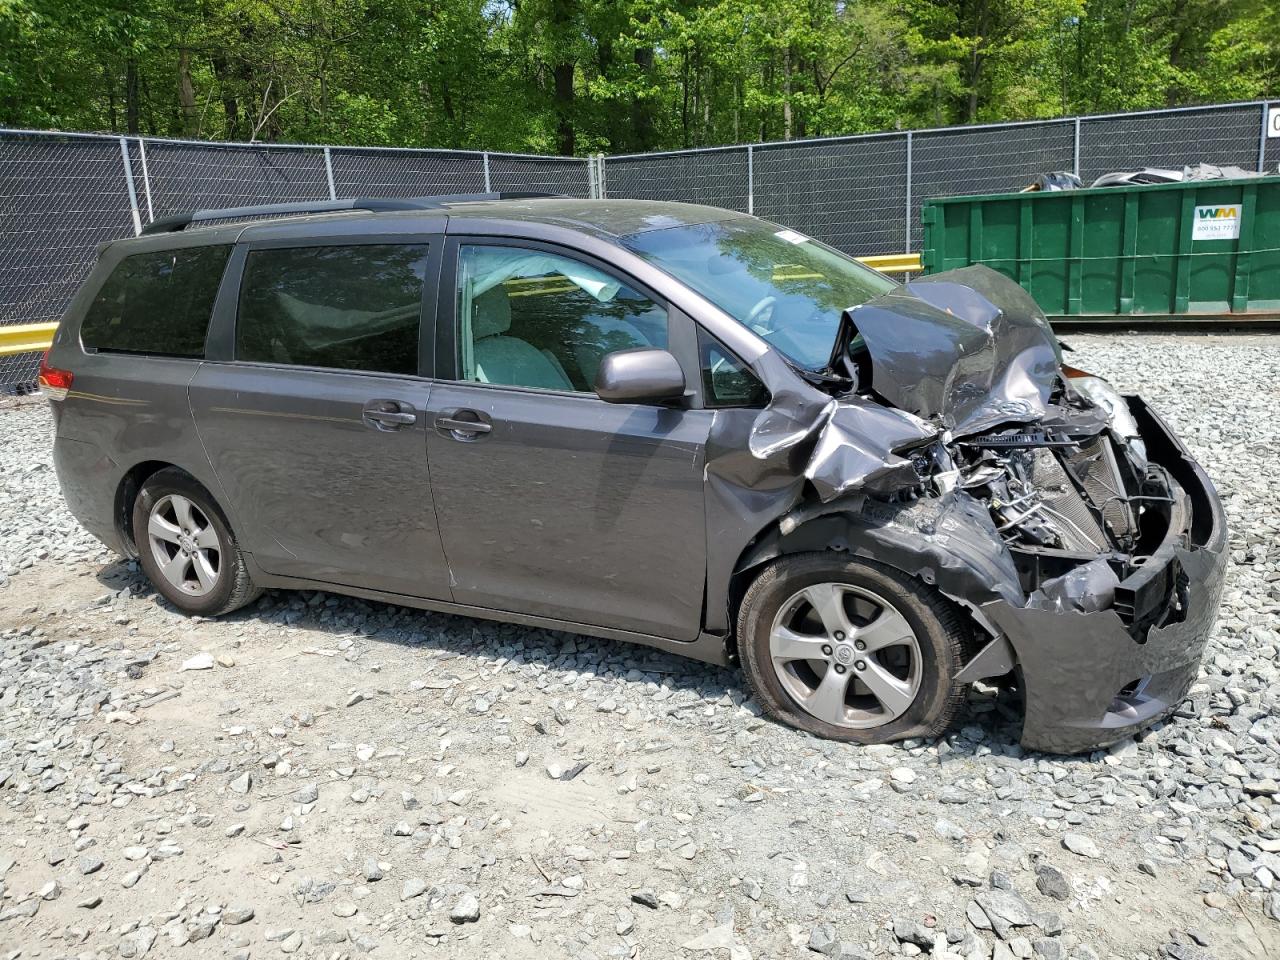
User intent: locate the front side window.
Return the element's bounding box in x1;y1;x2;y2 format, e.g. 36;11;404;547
455;244;667;392
81;245;230;358
621;218;895;370
237;244;430;375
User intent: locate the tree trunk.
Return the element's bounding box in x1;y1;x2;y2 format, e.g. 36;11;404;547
965;0;991;122
211;55;240;138
1165;0;1191;103
550;0;576;155
732;75;740;142
760;60;773;141
105;63;119;131
140;73;157;135
633;47;656;150
178;49;197;135
691;46;702;146
125;57;140;135
553;62;575;155
681;55;690;148
440;79;457;123
319;54;328;121
793;52;806;139
782;47;793;140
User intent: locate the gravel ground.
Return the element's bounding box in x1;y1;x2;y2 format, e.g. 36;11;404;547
1;332;1278;960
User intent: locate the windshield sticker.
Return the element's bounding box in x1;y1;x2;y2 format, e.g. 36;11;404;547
774;229;810;245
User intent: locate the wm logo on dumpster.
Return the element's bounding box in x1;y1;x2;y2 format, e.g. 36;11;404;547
1191;203;1241;241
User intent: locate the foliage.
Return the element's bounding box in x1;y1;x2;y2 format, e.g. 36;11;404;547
1;0;1275;153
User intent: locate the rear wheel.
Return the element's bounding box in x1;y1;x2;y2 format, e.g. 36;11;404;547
132;468;260;616
737;553;967;743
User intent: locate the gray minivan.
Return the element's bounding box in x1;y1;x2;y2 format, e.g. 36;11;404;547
43;195;1226;753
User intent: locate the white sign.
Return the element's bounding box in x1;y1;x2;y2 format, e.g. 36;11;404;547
1269;105;1280;138
774;229;810;244
1192;204;1241;241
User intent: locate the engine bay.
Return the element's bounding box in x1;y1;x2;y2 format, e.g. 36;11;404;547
831;354;1191;626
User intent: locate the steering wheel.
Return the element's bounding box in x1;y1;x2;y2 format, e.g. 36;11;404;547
745;295;776;335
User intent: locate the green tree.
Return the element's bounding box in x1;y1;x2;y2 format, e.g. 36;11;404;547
1;0;1275;153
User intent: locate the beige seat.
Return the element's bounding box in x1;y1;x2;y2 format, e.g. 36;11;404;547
471;286;572;389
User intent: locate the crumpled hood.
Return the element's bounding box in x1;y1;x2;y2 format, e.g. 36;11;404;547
841;265;1064;437
747;264;1076;504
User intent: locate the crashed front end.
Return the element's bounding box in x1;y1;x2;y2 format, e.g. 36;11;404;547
980;396;1226;753
745;266;1227;754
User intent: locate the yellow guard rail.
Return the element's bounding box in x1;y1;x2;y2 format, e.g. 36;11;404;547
0;321;59;358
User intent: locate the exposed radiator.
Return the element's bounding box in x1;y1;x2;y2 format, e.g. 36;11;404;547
1064;437;1134;541
1025;448;1110;552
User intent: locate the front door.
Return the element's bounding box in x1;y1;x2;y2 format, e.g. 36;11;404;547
424;239;711;640
189;239;453;599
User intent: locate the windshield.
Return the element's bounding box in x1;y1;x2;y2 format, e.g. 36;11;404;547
620;218;895;370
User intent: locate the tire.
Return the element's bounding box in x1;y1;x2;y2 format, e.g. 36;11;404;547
132;467;261;617
737;553;967;744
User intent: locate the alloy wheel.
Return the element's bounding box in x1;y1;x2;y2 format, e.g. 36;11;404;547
768;582;922;729
146;494;221;597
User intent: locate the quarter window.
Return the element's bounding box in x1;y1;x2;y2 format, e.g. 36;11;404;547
698;328;769;408
455;245;667;392
81;245;230;358
237;244;430;375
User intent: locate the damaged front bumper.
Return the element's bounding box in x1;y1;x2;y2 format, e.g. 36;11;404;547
979;398;1228;754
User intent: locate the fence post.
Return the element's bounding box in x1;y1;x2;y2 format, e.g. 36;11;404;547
1073;117;1081;177
596;154;607;199
1260;102;1270;173
904;131;913;253
482;153;492;193
136;139;154;223
118;137;142;236
323;147;337;200
588;155;598;198
746;144;754;215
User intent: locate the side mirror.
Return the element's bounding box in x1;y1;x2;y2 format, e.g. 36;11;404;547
594;348;686;405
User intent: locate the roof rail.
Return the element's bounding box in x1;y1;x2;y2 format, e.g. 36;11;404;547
140;192;564;235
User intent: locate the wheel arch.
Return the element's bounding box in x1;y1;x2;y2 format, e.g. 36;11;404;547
114;461;226;558
115;461;174;557
727;508;1002;665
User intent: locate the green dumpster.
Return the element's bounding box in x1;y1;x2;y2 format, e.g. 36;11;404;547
920;175;1280;321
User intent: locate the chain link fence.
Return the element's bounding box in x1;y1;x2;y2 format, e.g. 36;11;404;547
1;100;1276;388
607;101;1277;258
0;133;137;387
0;136;592;388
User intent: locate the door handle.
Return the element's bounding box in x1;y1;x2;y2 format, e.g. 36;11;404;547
370;410;416;425
363;400;417;430
435;412;492;439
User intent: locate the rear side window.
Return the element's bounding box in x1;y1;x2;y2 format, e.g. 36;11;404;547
236;244;430;375
81;245;230;358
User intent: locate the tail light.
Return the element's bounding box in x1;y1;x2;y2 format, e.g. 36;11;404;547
38;351;73;400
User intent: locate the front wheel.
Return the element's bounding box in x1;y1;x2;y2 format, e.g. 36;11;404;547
737;553;968;744
132;468;261;617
